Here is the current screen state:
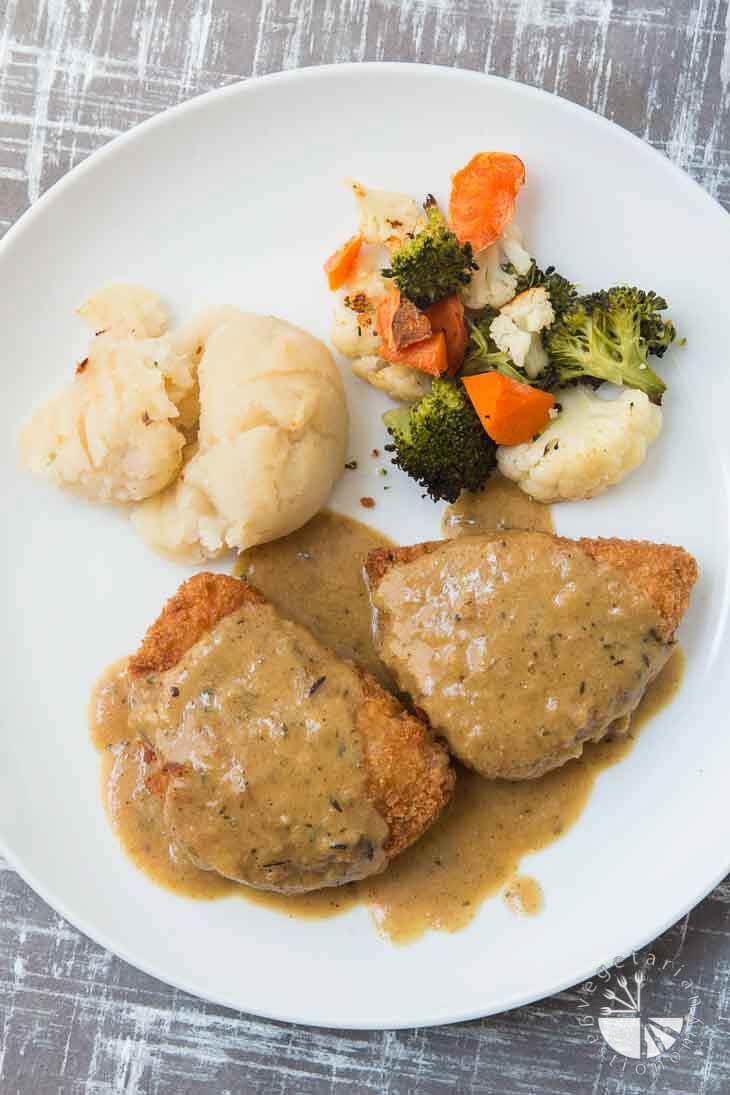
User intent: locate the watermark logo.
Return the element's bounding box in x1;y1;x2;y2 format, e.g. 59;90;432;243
574;952;705;1078
598;969;684;1058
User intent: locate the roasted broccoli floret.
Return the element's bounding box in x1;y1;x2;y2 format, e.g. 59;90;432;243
383;377;496;503
514;262;578;321
635;291;679;357
546;286;677;404
462;312;558;390
381;196;477;309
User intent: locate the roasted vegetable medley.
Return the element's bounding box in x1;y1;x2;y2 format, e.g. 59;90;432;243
324;154;681;504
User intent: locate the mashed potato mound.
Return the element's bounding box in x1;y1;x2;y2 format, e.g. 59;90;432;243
169;305;241;434
21;290;347;557
19;287;194;503
131;312;348;562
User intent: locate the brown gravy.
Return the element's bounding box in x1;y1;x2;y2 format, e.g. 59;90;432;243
632;644;685;731
503;875;544;917
90;508;685;941
443;474;554;537
236;510;394;688
90;658;130;750
101;740;233;898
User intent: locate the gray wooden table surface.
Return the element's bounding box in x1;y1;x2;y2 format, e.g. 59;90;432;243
1;2;729;1093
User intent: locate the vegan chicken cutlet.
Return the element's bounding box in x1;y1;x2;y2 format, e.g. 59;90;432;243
123;573;454;894
366;531;697;781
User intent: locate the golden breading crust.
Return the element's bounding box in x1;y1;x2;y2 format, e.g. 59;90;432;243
128;572;454;864
128;573;264;676
365;534;697;641
356;673;454;859
577;538;697;641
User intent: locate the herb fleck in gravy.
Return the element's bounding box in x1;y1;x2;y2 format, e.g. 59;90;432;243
90;488;684;942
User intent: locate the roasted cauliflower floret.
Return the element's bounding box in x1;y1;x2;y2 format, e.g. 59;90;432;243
330;275;386;359
460;224;532;310
500;285;555;333
347;179;424;248
352;355;433;402
497;385;662;502
489;286;555;378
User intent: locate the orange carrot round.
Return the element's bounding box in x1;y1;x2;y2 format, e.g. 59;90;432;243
449;153;525;252
324;234;363;290
462;371;554;445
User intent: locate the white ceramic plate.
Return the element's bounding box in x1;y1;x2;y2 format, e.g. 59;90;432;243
1;63;728;1030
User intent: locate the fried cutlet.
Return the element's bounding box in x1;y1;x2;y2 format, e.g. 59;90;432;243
127;572;454;893
365;531;697;781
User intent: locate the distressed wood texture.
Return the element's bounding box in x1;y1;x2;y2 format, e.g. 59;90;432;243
1;2;729;1093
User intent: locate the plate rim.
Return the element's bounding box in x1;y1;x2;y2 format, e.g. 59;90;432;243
2;61;729;1031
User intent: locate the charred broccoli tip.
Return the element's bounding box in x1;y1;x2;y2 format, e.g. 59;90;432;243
381;200;477;309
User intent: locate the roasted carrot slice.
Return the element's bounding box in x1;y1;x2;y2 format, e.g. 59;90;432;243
376;290;402;356
324;234;363;290
388;331;448;376
376;291;449;375
379;289;432;354
449;153;525;252
462;371;554;445
391;297;432;349
426;295;468;374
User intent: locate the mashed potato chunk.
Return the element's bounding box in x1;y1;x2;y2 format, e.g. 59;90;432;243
132;312;348;561
77;284;169;339
19;332;188;503
128;456;219;563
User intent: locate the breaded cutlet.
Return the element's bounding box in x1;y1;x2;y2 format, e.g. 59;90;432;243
364;532;698;781
128;572;454;873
